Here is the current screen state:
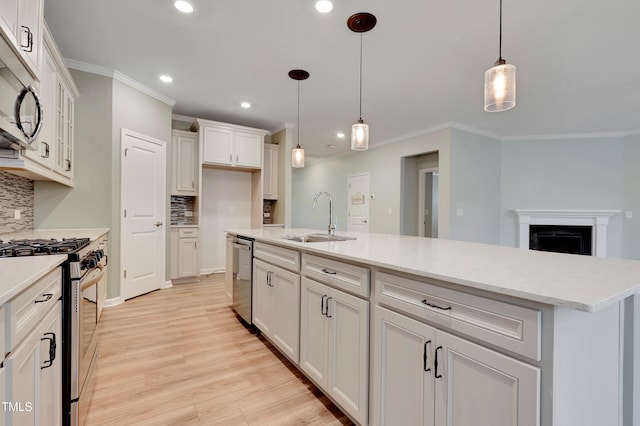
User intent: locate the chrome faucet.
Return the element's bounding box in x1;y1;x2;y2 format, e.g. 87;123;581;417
312;192;335;235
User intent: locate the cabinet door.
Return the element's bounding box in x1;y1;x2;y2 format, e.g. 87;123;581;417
5;302;61;426
178;238;198;277
39;303;62;426
263;144;278;199
271;266;300;363
0;0;19;42
372;306;436;426
173;133;197;194
18;0;43;73
202;126;233;165
300;277;329;387
434;330;540;426
234;132;262;168
326;287;369;425
252;259;274;335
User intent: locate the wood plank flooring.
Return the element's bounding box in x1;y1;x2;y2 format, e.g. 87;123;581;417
85;274;353;426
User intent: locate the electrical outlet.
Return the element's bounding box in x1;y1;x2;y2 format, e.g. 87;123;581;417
14;209;21;220
625;211;633;219
456;208;464;217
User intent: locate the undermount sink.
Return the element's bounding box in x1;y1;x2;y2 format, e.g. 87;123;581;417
283;233;356;243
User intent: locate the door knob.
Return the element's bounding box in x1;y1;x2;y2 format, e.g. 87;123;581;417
154;221;163;227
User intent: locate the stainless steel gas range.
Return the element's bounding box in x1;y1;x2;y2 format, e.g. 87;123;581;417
0;231;108;426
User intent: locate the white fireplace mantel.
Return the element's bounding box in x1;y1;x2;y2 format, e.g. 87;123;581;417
513;209;620;257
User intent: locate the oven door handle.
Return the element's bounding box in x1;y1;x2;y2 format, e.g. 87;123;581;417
81;264;105;290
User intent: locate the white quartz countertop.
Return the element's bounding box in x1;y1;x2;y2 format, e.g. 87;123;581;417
0;255;67;304
228;228;640;312
0;228;110;304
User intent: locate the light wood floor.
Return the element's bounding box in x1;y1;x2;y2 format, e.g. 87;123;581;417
85;274;353;426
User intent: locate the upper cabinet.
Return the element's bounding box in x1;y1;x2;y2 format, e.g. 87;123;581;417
18;23;78;186
263;143;278;200
192;119;267;170
0;0;43;78
171;130;198;195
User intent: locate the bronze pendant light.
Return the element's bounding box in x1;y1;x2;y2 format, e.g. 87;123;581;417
289;69;310;168
348;12;377;151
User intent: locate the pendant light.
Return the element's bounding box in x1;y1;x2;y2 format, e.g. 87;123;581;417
289;69;309;168
484;0;516;112
348;12;377;151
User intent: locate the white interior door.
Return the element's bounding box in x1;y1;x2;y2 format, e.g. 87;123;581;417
348;172;370;233
120;129;166;300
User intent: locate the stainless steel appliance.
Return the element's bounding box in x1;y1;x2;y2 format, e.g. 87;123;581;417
0;30;43;153
0;235;108;426
228;235;254;324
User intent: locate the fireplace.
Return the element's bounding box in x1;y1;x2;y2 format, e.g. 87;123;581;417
513;209;619;257
529;225;592;256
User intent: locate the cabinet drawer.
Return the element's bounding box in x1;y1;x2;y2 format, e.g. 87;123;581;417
375;271;541;361
254;242;300;273
4;267;62;353
178;228;198;238
302;254;370;298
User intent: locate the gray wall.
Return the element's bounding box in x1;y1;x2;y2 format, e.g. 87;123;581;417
449;128;502;244
623;134;640;260
499;136;626;258
35;70;172;299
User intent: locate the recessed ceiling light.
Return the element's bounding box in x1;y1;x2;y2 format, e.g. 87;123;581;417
174;1;194;13
315;0;333;13
159;75;173;83
241;102;251;109
336;132;345;139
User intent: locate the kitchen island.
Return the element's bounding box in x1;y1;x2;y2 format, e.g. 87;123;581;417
228;227;640;426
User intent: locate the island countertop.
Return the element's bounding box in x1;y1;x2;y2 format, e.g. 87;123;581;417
227;228;640;313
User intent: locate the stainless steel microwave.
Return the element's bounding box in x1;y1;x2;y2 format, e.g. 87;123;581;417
0;31;43;152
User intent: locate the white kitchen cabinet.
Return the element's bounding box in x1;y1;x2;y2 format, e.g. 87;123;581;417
300;276;369;425
171;130;198;195
194;119;267;170
263;143;278;199
6;24;78;186
372;306;540;426
253;258;300;363
170;228;199;280
1;267;60;425
0;0;43;77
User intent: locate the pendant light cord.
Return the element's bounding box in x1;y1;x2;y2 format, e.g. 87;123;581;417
498;0;503;61
359;33;363;121
297;80;300;146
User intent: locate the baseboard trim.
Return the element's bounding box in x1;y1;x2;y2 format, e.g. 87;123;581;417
162;280;173;289
104;296;124;308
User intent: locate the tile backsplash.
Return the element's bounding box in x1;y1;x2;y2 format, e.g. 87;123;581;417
0;171;34;233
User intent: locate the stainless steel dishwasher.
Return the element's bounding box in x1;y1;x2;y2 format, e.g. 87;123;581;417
228;235;254;324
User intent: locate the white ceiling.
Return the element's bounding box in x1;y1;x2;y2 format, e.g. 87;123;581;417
44;0;640;158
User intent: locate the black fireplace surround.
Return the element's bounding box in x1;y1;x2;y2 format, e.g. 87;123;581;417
529;225;592;256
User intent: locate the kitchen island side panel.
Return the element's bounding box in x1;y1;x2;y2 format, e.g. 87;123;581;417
551;302;622;425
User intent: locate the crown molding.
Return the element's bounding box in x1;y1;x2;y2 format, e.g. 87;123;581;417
64;59;176;107
503;131;626;141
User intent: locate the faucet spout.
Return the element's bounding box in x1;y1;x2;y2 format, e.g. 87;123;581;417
312;192;335;235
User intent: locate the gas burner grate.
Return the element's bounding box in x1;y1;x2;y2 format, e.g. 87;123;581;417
0;237;91;257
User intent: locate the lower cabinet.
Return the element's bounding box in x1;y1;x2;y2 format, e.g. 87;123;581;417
170;228;199;280
372;306;540;426
5;301;62;426
253;258;300;363
300;277;369;425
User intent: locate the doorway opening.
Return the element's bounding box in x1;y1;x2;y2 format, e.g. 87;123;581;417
418;169;439;238
400;151;439;237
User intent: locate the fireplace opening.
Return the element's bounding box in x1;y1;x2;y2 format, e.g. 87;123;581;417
529;225;592;256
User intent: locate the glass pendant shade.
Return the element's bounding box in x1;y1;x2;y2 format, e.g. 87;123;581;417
292;144;305;168
484;62;516;112
351;119;369;151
